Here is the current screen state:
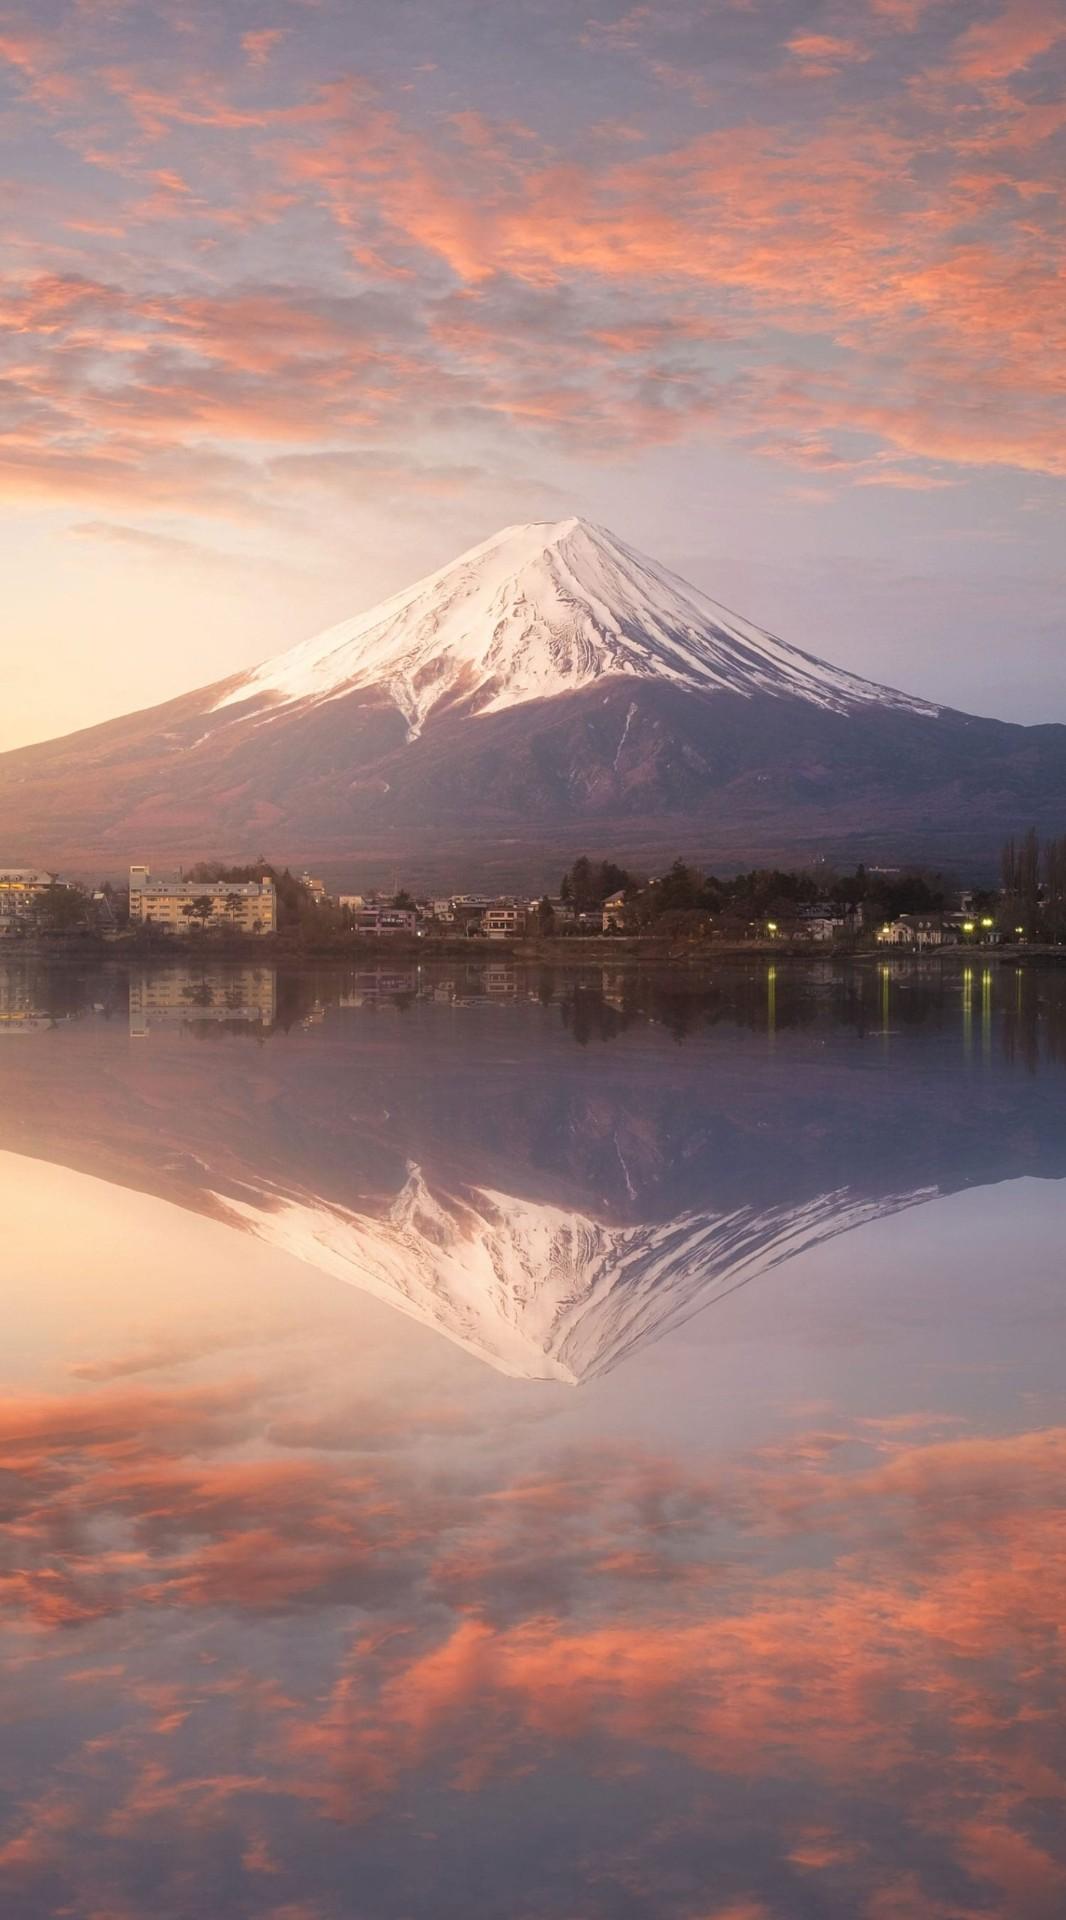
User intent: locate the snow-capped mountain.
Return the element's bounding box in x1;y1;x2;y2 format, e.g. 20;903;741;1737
211;518;937;739
1;514;1064;877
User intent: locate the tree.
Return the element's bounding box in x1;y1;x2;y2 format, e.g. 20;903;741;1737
635;859;721;920
1019;828;1041;935
560;855;635;915
830;866;867;910
537;895;555;936
1044;836;1066;943
653;858;703;914
569;856;595;913
187;862;314;931
35;881;87;934
392;889;416;910
188;894;215;931
1002;830;1041;938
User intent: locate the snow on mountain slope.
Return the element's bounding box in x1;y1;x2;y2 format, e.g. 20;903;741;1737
216;1164;937;1383
212;518;939;740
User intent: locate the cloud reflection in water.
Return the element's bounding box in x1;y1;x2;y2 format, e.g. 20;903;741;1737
0;960;1064;1918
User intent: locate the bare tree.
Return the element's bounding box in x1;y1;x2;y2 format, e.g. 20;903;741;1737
1044;835;1066;944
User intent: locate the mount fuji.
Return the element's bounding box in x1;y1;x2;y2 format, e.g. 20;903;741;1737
210;516;938;735
2;516;1064;879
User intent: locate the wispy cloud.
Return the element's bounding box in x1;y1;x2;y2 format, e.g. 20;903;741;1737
0;0;1060;507
0;0;1061;740
241;27;288;71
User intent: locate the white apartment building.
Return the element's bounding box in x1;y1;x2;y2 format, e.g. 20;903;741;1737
484;904;527;939
128;867;277;935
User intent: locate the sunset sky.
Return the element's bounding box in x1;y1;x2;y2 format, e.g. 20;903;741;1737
1;0;1063;749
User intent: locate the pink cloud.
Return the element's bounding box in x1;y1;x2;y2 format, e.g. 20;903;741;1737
785;32;871;77
855;468;958;489
948;0;1066;82
868;0;945;25
0;27;82;105
0;0;1061;510
242;28;288;71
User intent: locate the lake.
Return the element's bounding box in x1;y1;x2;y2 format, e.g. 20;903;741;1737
2;955;1065;1919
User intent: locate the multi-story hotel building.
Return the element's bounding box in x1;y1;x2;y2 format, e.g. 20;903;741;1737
0;868;55;934
128;867;277;935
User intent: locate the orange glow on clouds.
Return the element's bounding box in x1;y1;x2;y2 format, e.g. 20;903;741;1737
0;0;1061;515
0;0;1063;744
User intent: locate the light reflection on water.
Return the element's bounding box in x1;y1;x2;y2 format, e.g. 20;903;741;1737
0;958;1064;1920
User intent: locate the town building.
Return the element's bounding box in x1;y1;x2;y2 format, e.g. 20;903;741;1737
601;889;630;932
351;906;419;935
484;904;527;939
526;894;571;923
792;904;857;942
876;914;959;949
430;895;494;934
128;867;277;935
0;868;56;935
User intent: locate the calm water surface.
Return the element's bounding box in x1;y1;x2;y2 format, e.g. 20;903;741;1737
1;957;1065;1920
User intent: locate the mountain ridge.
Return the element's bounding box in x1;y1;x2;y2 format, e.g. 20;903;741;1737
1;516;1063;880
208;517;940;739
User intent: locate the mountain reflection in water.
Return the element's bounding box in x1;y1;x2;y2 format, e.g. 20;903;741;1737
1;959;1064;1381
1;958;1065;1920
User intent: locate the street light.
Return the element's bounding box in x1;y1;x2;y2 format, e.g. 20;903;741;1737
767;921;778;936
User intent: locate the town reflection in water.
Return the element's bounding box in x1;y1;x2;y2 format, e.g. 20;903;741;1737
1;957;1065;1919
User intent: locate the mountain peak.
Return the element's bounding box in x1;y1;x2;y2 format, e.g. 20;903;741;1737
212;517;939;739
496;514;587;540
470;514;600;551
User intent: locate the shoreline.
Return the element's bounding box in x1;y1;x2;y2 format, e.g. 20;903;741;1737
4;935;1064;968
